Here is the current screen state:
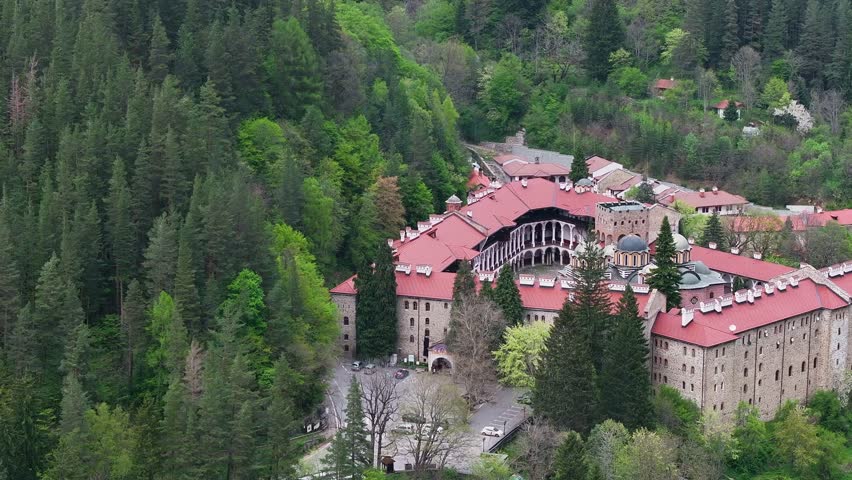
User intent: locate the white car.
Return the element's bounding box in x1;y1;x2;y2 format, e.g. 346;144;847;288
481;426;503;437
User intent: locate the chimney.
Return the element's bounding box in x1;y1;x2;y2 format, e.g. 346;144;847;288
445;194;462;212
753;252;762;260
730;247;740;255
474;164;480;173
687;237;695;245
708;242;717;250
521;178;528;188
712;186;719;195
699;188;706;198
670;77;674;81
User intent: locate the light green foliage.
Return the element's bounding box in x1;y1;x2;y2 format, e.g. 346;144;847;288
653;385;701;437
472;455;513;480
482;54;531;134
334;116;385;197
761;77;792;109
614;429;679;480
587;420;629;480
661;29;687;64
237;118;287;178
415;0;457;41
493;321;550;388
671;200;706;242
145;292;188;390
612;67;649;98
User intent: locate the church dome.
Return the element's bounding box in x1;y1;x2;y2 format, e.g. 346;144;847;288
617;234;649;252
673;233;690;252
681;271;701;285
693;261;711;275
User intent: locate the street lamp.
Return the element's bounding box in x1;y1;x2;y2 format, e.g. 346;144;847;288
503;420;507;434
481;436;486;453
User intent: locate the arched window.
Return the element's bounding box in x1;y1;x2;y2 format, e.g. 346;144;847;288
344;344;349;351
801;361;806;372
743;384;748;393
425;318;430;325
425;329;430;337
682;364;686;372
758;363;762;372
444;303;448;309
813;357;818;368
404;301;409;309
690;366;695;374
409;335;415;343
709;291;715;298
775;370;780;381
343;334;349;340
343;316;350;325
413;302;418;310
410;318;415;327
788;366;793;376
744;368;748;377
425;302;431;311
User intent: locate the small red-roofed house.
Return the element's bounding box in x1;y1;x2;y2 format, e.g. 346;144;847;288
653;78;676;97
713;99;744;119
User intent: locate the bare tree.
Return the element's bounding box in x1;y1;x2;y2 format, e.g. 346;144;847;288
811;89;846;134
447;294;507;406
361;372;401;467
695;68;719;113
626;18;659;68
465;0;492;50
397;378;473;471
513;419;562;480
731;46;761;108
499;14;525;56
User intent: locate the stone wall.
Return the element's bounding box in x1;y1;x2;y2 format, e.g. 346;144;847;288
397;297;453;362
652;304;851;420
332;293;357;358
595;204;650;244
681;284;727;308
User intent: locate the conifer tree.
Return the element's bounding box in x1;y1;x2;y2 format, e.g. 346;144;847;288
34;255;84;378
266;17;322;119
106;157;136;309
569;151;589;183
764;0;789;59
452;259;476;303
493;268;523;326
323;377;371;480
354;243;398;359
599;286;653;429
573;241;612;371
174;217;202;336
648;217;682;310
796;0;832;80
261;357;299;478
148;15;172;84
701;212;726;250
533;300;598;433
0;196;20;348
122;279;147;390
143;212;179;296
7;304;39;374
828;0;852;97
719;0;739;66
553;431;590;480
146;292;189;391
584;0;625;81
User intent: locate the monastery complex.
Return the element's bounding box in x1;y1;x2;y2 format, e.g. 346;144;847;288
330;177;852;420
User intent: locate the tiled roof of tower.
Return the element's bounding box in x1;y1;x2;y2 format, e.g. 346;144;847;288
467;169;491;190
518;283;651;313
690;245;795;281
330;275;357;295
652;277;849;347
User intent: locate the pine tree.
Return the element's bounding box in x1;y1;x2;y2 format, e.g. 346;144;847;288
452;259;476;303
146;291;189;391
354;243;398;359
701;212;726;250
266;17;322;119
148;15;172;84
174;215;203;336
828;0;852;97
493;268;523;326
34;255;84;378
584;0;625;81
796;0;832;81
764;0;788;59
105;157;136;310
323;377;371;480
569;152;590;183
599;286;653;429
7;304;39;374
723;101;740;122
162;127;188;210
553;431;590;480
143;212;179;296
261;357;299;478
719;0;739;66
533;300;598;433
648;217;682;310
0;195;20;348
573;241;612;371
122;279;147;390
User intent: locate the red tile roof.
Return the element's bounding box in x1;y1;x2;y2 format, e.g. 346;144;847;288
503;162;571;178
652;277;849;347
713;99;744;110
467;169;491;190
518;283;650;313
690;245;796;281
660;189;747;209
654;79;676;90
609;174;643;193
586;156;616;177
330;275;357;295
825;209;852;226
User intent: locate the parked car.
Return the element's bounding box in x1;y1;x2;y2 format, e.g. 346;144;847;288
394;368;409;379
351;361;362;372
363;365;375;375
392;423;416;434
481;426;503;437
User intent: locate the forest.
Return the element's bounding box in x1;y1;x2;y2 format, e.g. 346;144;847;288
0;0;851;478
